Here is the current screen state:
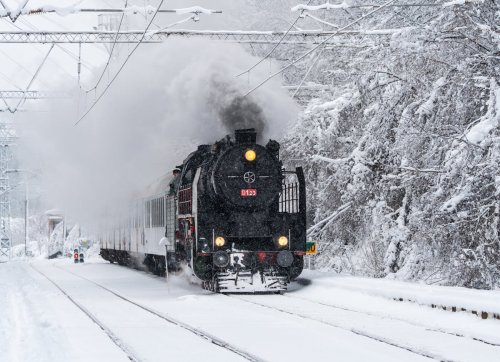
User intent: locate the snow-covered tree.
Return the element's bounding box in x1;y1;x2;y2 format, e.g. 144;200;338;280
281;0;499;288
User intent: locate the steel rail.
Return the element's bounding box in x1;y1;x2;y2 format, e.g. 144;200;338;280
282;293;500;347
31;265;140;362
228;294;438;360
54;265;265;362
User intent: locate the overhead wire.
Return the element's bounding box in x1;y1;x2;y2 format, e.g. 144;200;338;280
2;16;92;84
235;0;314;78
75;0;166;126
84;0;129;93
75;13;197;125
39;13;100;70
291;46;325;99
243;0;400;97
12;44;55;113
291;0;440;99
17;17;96;78
0;47;52;89
0;69;23;90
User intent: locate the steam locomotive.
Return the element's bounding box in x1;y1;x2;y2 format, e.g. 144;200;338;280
100;128;307;293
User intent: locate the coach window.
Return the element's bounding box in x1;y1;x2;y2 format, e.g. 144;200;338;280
160;197;164;227
152;199;156;227
153;199;158;227
145;200;151;228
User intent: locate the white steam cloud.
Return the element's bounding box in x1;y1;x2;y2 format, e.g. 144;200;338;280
16;40;298;222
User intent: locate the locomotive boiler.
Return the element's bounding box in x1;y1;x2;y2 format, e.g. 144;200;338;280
100;128;307;293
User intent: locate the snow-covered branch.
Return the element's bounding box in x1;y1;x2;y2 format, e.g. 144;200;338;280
292;2;350;12
307;203;353;234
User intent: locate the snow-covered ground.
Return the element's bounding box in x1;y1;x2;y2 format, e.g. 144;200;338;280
1;258;500;362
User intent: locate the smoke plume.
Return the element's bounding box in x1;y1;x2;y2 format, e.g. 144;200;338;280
219;96;266;140
16;39;299;222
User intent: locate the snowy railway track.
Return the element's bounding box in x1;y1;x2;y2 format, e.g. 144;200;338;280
226;294;437;361
282;294;500;348
227;294;500;362
51;265;264;362
31;265;140;362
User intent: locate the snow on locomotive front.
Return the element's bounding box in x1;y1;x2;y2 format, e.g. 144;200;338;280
179;128;307;293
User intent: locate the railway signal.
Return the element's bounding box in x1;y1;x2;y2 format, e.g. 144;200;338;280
306;241;317;255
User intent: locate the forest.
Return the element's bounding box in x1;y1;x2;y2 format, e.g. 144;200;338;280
249;0;500;289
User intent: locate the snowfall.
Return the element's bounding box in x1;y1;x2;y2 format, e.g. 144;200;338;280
1;256;500;362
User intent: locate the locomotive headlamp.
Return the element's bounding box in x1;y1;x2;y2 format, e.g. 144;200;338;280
278;236;289;247
215;236;226;247
244;149;256;162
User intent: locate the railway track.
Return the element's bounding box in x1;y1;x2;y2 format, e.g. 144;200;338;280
33;264;264;362
282;293;500;347
227;292;500;361
31;265;140;362
226;294;438;361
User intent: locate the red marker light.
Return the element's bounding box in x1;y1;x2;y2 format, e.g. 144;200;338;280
256;252;267;263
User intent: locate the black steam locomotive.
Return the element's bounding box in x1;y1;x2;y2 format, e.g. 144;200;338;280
100;128;307;293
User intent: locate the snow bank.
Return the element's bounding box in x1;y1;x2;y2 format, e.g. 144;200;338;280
310;273;500;317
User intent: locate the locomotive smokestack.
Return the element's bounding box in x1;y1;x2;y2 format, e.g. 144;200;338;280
235;129;257;144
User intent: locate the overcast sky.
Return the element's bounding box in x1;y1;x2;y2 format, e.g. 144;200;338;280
0;0;303;219
0;0;268;94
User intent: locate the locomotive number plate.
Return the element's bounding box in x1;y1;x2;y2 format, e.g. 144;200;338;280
240;189;257;197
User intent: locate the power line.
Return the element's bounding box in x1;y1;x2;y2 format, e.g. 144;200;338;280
243;0;400;97
11;44;55;113
16;17;96;77
0;47;52;89
84;0;129;93
235;0;313;78
1;16;93;84
75;0;166;126
292;46;325;99
0;70;23;90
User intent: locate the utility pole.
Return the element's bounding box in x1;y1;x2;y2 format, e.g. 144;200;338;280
0;120;15;261
4;169;37;257
24;180;28;256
